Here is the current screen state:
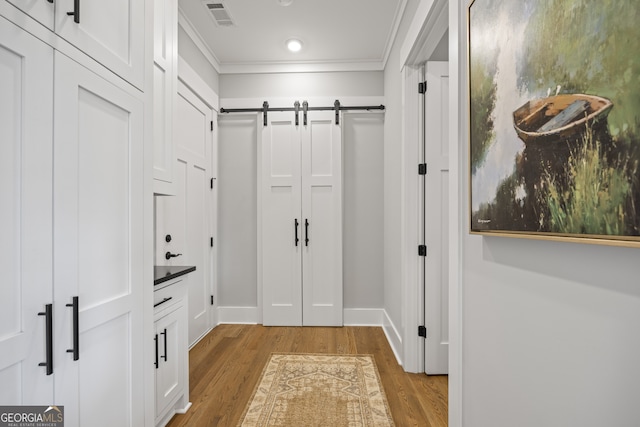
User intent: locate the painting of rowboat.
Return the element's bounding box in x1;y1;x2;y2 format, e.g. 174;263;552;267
468;0;640;245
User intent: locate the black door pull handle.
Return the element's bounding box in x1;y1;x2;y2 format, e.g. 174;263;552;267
161;329;168;362
65;296;79;361
67;0;79;23
305;219;309;246
294;219;299;246
38;304;53;375
154;334;159;369
165;252;182;260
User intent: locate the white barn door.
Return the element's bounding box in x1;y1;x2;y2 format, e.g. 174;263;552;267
301;111;343;326
261;109;343;326
424;61;450;375
261;112;303;326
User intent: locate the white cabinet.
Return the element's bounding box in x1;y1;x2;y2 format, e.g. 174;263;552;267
153;0;178;194
0;16;147;426
261;111;343;326
154;280;189;427
6;0;54;29
53;51;145;427
0;15;54;405
4;0;144;89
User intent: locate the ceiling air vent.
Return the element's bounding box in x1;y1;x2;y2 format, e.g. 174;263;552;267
202;0;235;27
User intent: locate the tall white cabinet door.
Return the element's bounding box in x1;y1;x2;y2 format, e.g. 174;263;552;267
54;0;144;88
261;112;303;326
0;17;54;405
5;0;54;29
53;53;144;427
152;0;177;193
301;112;343;326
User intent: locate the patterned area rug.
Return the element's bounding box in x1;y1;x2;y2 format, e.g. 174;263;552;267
238;353;395;426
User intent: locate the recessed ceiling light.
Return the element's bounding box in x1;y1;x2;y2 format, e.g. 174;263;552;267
286;38;303;52
278;0;293;6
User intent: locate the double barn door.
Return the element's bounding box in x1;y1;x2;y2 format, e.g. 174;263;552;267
261;111;343;326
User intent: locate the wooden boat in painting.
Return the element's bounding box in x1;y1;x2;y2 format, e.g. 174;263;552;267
513;94;613;144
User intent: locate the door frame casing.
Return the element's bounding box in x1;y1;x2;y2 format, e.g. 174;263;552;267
399;0;462;426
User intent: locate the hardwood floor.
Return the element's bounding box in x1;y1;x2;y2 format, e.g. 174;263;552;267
167;325;448;427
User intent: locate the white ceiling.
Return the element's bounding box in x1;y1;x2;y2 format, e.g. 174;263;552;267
178;0;407;74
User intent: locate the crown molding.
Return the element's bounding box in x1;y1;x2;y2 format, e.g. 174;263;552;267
219;60;385;75
178;7;221;73
381;0;409;69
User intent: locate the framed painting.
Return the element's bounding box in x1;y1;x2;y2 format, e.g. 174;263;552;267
467;0;640;246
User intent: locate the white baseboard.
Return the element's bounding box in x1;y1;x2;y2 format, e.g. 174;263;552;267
382;309;403;367
343;308;384;325
217;306;259;324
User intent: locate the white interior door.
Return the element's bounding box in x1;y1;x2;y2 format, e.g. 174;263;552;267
0;18;53;404
301;111;343;326
261;112;303;326
157;79;213;347
424;61;450;375
53;52;144;426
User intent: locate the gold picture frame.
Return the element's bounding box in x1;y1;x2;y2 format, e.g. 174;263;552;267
467;0;640;247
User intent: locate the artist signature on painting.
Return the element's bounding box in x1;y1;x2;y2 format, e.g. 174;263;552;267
477;219;491;224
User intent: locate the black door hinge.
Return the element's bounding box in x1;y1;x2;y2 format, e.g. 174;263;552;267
418;163;427;175
418;325;427;338
210;295;214;305
418;81;427;94
210;121;214;131
418;245;427;257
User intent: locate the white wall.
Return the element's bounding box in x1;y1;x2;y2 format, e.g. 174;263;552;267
383;0;419;357
219;72;383;99
343;113;385;309
457;0;640;425
217;115;258;307
177;25;219;92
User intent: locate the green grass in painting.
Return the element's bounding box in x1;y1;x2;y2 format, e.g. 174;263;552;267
540;127;636;235
469;58;497;174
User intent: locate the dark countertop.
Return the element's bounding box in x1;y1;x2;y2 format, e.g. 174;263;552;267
154;265;196;286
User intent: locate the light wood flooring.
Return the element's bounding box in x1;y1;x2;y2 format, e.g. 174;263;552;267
167;325;447;427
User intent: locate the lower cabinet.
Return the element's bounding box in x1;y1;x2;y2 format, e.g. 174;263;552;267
154;279;190;427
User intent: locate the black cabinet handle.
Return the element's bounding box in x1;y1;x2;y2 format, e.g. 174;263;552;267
38;304;53;375
305;219;310;246
154;334;159;369
47;0;53;3
165;251;182;260
161;329;167;362
67;0;79;23
154;297;173;308
65;296;79;361
294;219;299;246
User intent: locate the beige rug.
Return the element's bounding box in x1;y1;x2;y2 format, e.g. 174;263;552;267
238;353;395;427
